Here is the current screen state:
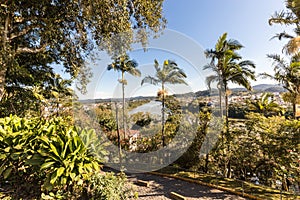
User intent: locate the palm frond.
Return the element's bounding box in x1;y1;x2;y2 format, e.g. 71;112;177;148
127;67;141;77
154;59;160;72
269;11;298;25
227;39;243;50
270;32;294;41
216;33;227;51
205;75;219;91
141;76;159;86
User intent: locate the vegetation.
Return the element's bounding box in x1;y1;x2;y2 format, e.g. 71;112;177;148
269;0;300;55
107;54;141;139
0;115;132;199
247;93;284;117
141;59;187;146
261;54;300;118
0;0;166;112
157;166;298;200
204;32;256;178
1;0;300;199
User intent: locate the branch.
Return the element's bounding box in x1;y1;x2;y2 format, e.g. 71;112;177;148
10;24;41;40
16;44;47;54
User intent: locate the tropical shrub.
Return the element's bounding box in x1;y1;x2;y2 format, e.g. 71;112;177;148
0;115;130;199
87;171;136;200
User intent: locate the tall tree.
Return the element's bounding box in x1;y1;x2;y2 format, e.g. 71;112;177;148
141;59;187;146
204;33;244;118
204;33;256;177
107;54;141;139
269;0;300;55
0;0;166;106
261;54;300;118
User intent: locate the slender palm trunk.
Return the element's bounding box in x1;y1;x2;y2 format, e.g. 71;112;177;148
122;71;126;140
115;102;122;164
161;83;165;147
218;70;223;119
218;87;223;118
224;83;231;178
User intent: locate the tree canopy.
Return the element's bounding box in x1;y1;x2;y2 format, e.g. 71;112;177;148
269;0;300;54
0;0;166;112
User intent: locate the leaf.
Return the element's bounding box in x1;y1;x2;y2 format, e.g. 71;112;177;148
4;147;10;153
56;167;65;177
10;152;22;160
0;165;6;175
3;166;12;179
41;161;56;170
26;154;44;166
70;173;76;180
0;154;7;160
50;171;58;185
49;143;61;158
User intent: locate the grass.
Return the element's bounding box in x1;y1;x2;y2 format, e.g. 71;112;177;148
156;166;300;200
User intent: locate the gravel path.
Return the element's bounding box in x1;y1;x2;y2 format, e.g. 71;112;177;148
127;173;248;200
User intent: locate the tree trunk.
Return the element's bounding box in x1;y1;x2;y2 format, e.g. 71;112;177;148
293;103;296;119
122;71;126;140
204;153;209;173
161;83;165;147
0;67;7;102
0;13;11;102
219;87;223;118
224;84;231;178
115;102;122;165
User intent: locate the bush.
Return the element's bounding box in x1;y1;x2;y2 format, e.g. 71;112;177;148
87;171;135;200
0;115;131;199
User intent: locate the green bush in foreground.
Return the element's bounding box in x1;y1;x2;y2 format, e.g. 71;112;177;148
0;115;131;199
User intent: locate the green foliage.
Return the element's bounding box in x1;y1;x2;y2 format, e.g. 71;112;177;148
0;116;43;181
247;93;284;117
228;103;249;119
206;112;300;191
0;0;166;115
130;112;152;129
141;60;187;146
87;171;133;200
96;104;117;132
175;110;211;169
261;54;300;118
0;115;111;199
269;0;300;55
39;127;100;191
204;33;256;178
0;74;74;118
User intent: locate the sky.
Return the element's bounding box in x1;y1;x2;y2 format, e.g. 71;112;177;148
76;0;293;100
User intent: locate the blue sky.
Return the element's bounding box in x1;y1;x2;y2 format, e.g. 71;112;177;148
77;0;292;100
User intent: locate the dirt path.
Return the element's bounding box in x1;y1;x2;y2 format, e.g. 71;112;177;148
127;173;248;200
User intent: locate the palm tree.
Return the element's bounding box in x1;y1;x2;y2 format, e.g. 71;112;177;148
269;0;300;55
204;33;256;128
141;59;187;146
204;33;256;178
108;54;141;139
247;93;284;117
204;33;244;118
261;54;300;118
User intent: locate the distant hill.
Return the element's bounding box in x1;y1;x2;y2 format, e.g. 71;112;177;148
230;84;285;93
79;84;286;103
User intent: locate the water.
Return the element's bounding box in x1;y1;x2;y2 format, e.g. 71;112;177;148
128;100;163;117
